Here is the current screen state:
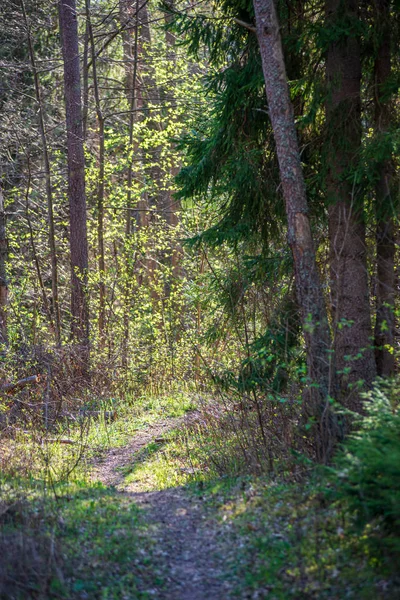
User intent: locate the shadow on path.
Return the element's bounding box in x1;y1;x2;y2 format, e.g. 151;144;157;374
94;418;232;600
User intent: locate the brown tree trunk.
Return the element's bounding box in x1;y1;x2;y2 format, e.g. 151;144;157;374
373;0;395;377
59;0;90;359
82;3;90;142
22;0;61;345
119;0;137;232
119;0;141;370
253;0;336;460
326;0;376;408
0;187;8;345
164;0;180;230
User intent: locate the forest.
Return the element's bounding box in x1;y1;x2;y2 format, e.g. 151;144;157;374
0;0;399;597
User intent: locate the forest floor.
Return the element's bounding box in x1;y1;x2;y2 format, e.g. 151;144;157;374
94;417;233;599
2;394;397;599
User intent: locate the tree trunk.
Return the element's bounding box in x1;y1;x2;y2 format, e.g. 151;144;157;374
326;0;376;408
119;0;141;370
82;4;90;141
86;0;106;342
373;0;395;377
253;0;336;460
164;0;180;230
59;0;90;360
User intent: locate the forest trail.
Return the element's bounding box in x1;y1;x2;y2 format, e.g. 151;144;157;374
94;418;231;600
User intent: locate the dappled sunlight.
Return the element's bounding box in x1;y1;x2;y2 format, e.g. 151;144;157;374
1;0;399;595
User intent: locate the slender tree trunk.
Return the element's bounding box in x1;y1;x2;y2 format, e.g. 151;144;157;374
0;187;8;345
253;0;336;460
326;0;376;407
86;0;106;341
119;0;141;369
59;0;90;360
22;0;61;346
119;0;141;233
164;0;179;229
82;4;90;142
373;0;395;377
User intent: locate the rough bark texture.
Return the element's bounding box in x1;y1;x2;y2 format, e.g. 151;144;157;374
59;0;90;353
253;0;335;459
326;0;376;408
373;0;395;377
0;187;8;344
82;9;90;141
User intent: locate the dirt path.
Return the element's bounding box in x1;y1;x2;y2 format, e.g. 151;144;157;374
94;419;232;600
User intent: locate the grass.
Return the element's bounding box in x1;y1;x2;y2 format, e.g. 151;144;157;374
1;390;399;599
0;474;158;599
0;391;196;599
182;475;399;600
112;401;400;599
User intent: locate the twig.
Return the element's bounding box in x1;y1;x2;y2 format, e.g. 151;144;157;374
2;375;41;393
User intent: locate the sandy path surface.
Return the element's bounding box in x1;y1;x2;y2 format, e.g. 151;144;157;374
94;419;232;600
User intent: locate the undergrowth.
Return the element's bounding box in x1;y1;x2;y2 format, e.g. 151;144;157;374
0;391;194;600
1;380;400;599
116;383;400;599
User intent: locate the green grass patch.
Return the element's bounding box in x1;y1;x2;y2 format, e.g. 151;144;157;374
0;391;198;599
0;475;158;599
191;476;399;599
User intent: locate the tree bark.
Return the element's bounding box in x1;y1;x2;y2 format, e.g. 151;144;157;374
253;0;336;460
82;3;90;142
59;0;90;359
326;0;376;407
373;0;395;377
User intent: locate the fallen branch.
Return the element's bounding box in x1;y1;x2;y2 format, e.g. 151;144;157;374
42;438;75;445
1;375;41;393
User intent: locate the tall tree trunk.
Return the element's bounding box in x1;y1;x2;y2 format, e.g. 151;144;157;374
119;0;142;233
22;0;61;345
59;0;90;361
119;0;141;370
373;0;395;377
137;1;169;220
0;187;8;345
82;4;90;142
86;0;106;342
164;0;180;229
325;0;376;409
253;0;336;460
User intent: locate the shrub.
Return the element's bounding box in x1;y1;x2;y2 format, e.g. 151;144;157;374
330;379;400;567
